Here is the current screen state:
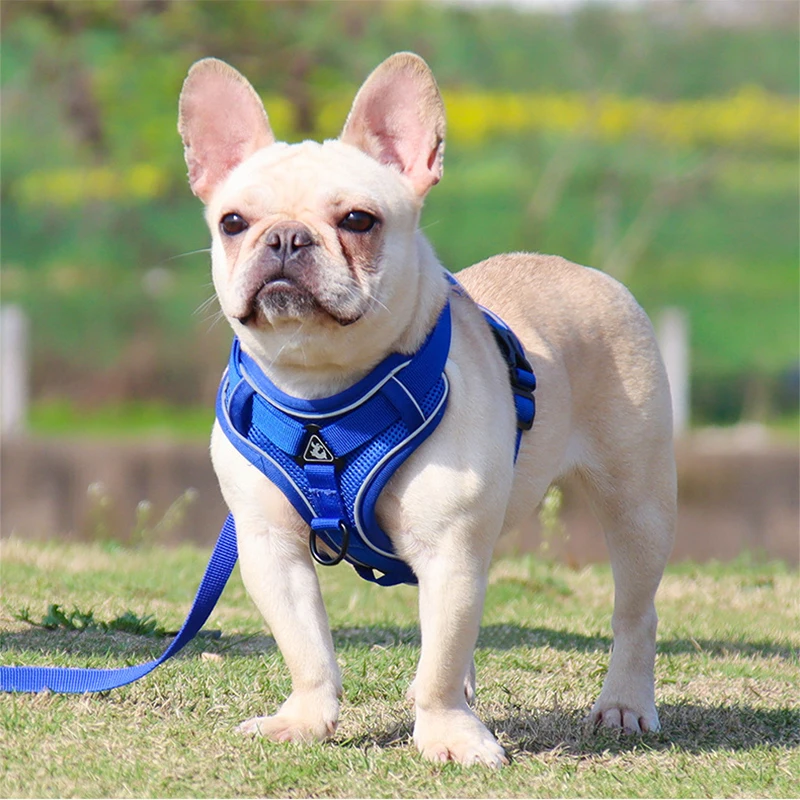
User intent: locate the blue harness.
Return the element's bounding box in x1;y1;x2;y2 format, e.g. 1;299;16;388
216;278;535;587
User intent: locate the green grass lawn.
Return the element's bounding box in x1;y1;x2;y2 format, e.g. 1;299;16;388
1;539;798;798
28;398;215;440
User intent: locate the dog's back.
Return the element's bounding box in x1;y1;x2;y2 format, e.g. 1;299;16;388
458;252;673;493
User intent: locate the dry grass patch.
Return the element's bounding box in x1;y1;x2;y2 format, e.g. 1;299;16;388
1;538;798;797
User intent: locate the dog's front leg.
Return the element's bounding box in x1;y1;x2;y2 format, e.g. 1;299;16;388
234;517;342;743
410;548;508;767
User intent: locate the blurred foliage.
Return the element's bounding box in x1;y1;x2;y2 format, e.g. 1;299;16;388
0;0;798;428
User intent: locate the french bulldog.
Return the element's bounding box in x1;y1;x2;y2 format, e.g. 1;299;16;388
178;52;676;767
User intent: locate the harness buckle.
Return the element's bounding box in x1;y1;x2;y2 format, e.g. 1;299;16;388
309;519;350;567
490;325;536;431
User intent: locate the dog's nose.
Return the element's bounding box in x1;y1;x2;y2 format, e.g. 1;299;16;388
264;222;315;263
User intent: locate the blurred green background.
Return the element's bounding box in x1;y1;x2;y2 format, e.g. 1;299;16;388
1;0;798;437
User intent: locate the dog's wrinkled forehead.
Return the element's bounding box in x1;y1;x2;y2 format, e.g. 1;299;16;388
211;139;417;222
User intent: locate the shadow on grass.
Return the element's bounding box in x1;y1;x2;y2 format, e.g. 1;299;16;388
3;625;797;760
337;719;414;751
0;627;277;662
477;624;796;659
333;624;796;660
490;702;800;756
334;703;799;758
1;621;794;661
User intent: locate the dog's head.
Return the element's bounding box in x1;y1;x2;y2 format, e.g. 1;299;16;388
178;53;447;391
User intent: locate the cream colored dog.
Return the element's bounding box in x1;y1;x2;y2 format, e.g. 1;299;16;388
178;52;676;767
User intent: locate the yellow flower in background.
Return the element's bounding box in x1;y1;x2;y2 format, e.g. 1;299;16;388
259;95;296;140
442;86;797;150
14;87;796;209
127;164;168;200
15;164;169;208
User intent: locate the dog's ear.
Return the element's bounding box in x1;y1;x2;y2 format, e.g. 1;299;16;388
340;52;445;198
178;58;274;203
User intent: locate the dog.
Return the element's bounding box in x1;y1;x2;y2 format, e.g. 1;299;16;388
178;52;676;767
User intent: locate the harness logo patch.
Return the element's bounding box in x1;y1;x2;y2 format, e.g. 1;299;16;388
303;433;335;463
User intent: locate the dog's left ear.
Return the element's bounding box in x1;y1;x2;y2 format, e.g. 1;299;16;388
340;52;445;198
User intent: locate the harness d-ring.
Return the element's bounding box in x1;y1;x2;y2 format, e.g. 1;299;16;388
309;520;350;567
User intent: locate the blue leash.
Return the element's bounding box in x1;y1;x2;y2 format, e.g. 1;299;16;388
0;514;238;693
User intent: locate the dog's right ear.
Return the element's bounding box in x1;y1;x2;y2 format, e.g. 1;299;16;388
178;58;274;203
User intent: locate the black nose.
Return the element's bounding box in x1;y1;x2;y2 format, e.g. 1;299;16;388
265;222;315;263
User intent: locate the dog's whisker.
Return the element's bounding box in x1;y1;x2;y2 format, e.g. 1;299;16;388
194;294;220;317
204;310;226;332
165;247;212;262
367;295;391;315
268;320;308;370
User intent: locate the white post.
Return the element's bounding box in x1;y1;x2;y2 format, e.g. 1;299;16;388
1;306;29;437
658;307;689;437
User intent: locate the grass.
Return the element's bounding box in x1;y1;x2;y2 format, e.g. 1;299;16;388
1;538;798;798
28;398;215;440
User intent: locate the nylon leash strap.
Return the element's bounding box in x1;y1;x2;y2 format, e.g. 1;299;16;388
0;514;238;693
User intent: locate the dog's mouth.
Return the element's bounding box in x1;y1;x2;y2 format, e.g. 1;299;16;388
236;278;362;328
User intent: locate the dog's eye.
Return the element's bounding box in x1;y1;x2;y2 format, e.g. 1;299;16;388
220;213;249;236
339;210;377;234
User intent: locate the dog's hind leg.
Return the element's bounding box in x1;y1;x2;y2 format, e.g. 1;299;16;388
578;432;676;733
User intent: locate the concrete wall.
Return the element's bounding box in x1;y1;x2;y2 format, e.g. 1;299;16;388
499;435;799;566
1;434;797;564
1;438;227;548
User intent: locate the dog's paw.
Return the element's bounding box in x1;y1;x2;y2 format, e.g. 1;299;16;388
237;690;339;743
236;713;337;743
587;701;660;734
413;707;508;768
